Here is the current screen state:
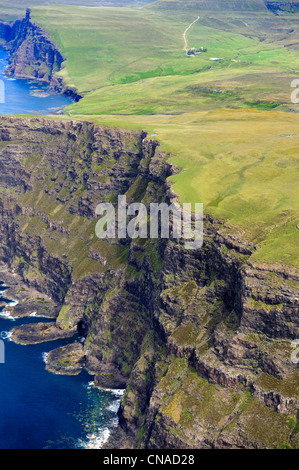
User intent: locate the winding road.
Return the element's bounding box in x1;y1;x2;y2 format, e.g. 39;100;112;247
183;16;200;54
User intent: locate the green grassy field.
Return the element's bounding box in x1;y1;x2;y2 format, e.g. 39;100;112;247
32;3;299;114
18;2;299;269
0;0;154;21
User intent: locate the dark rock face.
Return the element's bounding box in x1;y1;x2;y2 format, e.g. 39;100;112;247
0;9;81;101
265;1;299;14
0;116;298;449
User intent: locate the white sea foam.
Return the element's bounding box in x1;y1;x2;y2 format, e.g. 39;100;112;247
42;352;49;364
107;401;121;413
0;331;13;341
104;388;125;397
80;417;119;449
88;381;125;397
0;310;17;321
7;299;18;307
80;427;111;449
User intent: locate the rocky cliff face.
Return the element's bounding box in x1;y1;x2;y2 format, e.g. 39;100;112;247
0;116;298;449
0;9;81;101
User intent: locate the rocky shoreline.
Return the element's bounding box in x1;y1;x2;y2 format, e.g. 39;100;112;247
0;264;59;319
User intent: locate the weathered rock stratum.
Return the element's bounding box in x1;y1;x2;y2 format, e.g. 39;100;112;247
0;116;298;449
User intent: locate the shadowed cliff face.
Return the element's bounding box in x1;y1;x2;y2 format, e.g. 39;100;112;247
0;116;298;449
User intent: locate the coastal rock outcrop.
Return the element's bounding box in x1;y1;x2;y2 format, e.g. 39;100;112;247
0;9;81;101
46;342;85;375
11;321;76;345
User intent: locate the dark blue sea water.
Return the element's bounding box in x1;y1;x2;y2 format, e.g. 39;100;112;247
0;282;122;449
0;48;73;115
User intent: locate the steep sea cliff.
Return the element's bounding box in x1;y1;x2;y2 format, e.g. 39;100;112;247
0;7;298;449
0;116;297;448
